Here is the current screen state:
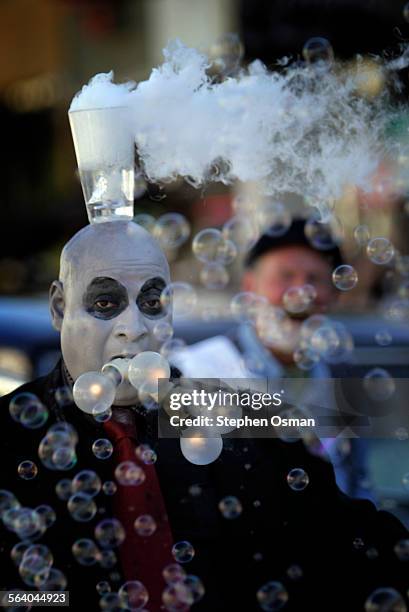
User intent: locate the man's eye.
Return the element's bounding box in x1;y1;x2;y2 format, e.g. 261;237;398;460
95;300;117;310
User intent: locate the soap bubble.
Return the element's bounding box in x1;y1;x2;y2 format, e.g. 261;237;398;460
257;201;292;237
95;518;126;549
192;228;237;265
184;575;205;604
19;549;52;587
172;541;195;564
153;320;174;342
38;430;77;471
0;490;20;519
200;263;229;289
67;493;97;522
160;282;197;318
256;580;289;611
73;371;116;415
363;368;395;401
162;581;193;610
293;346;320;371
218;496;243;519
134;514;157;536
11;542;31;566
37;567;67;591
72;470;102;497
366;237;395;265
353;224;370;247
92;438;114;460
394;539;409;561
153;213;190;249
55;386;74;407
118;581;149;611
17;460;38;480
180;431;223;465
115;461;145;486
208;32;244;76
96;581;111;595
99;592;123;610
140;447;157;465
287;468;310;491
35;505;56;529
375;329;392;346
364;588;406;612
163;563;186;584
332;265;358;291
286;565;303;580
18;398;48;430
102;480;117;496
222;215;258;253
282;286;314;314
230;292;269;323
72;538;100;566
310;321;353;364
128;351;170;395
12;507;44;540
302;37;334;67
9;392;46;427
385;299;409;323
304;216;343;250
99;549;117;569
160;338;187;360
55;479;72;500
134;213;156;233
94;407;112;423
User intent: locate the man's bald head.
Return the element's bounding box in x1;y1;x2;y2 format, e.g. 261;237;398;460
50;221;172;404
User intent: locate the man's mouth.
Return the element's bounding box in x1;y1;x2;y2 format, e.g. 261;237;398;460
110;353;135;361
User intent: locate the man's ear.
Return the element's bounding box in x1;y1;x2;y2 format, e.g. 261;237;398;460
49;281;65;331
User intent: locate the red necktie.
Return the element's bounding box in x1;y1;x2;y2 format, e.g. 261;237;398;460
103;414;174;610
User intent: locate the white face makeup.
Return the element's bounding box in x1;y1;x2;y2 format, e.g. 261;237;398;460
50;222;171;406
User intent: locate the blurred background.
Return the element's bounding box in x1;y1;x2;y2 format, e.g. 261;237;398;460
2;0;409;521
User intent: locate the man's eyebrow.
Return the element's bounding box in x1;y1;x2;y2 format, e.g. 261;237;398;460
139;277;166;292
87;277;120;289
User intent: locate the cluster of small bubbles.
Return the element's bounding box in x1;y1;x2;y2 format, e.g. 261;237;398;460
286;565;303;580
9;392;49;429
118;580;149;611
128;351;171;395
54;386;73;407
394;539;409;561
293;346;320;371
102;481;117;496
287;468;310;491
134;213;155;233
353;224;370;247
218;495;243;519
95;518;126;549
180;432;223;465
17;460;38;480
364;587;406;612
257;201;292;237
363;368;395;401
9;507;45;540
73;371;116;415
256;580;289;611
67;492;97;522
192;228;237;265
200;263;229;289
282;285;315;314
332;265;358;291
115;461;145;486
172;541;195;564
55;479;72;501
96;581;111;595
72;538;100;566
92;438;113;460
163;563;187;584
375;329;392;346
72;469;102;497
134;514;157;537
160;338;187;360
222;215;258;253
153;213;191;250
35;504;56;529
302;37;334;67
304;216;343;250
153;320;174;343
160;282;197;318
367;237;395;265
230;292;269;323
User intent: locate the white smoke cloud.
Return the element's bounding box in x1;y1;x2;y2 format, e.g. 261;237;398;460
69;39;404;216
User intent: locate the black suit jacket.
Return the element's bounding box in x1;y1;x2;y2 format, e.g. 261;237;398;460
1;361;408;611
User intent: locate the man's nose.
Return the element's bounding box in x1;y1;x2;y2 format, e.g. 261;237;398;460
113;304;149;342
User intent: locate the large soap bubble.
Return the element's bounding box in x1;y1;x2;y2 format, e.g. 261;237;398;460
73;371;116;415
180;430;223;465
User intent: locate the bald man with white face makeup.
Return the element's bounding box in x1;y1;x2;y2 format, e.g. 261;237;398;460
1;221;409;612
